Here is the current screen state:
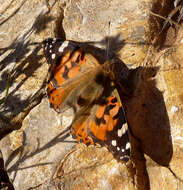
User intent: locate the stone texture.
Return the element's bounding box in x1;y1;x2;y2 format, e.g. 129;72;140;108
53;144;134;190
0;0;183;190
0;0;57;137
0;98;75;189
62;0;149;66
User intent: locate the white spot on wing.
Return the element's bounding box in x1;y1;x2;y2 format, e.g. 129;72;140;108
121;149;124;152
111;140;117;146
117;147;120;151
52;53;56;59
118;127;125;137
52;38;56;43
49;49;52;53
58;41;69;52
125;142;130;150
118;123;128;137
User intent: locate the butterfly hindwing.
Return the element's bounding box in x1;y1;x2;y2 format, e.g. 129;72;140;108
70;87;130;162
44;38;130;162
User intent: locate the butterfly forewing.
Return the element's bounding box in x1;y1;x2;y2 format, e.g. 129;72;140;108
44;38;131;162
44;38;102;113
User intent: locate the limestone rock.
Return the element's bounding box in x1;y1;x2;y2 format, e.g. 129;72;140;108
0;98;75;189
0;0;183;190
0;0;56;137
53;144;135;190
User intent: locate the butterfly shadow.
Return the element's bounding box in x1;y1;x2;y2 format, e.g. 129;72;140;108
111;65;173;189
122;66;173;163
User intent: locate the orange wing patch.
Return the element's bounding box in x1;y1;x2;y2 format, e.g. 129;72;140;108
44;38;131;162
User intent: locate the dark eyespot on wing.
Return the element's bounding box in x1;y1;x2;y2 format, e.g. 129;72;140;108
95;116;106;126
113;107;126;122
104;104;116;115
111;97;117;103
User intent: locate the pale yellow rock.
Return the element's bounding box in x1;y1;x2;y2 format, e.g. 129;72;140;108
1;0;183;189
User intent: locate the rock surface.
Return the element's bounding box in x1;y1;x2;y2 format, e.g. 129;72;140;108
0;0;49;137
0;0;183;190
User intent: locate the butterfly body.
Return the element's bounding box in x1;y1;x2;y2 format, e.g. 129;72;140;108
44;38;130;162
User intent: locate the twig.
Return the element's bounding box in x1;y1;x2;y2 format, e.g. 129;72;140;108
149;10;182;30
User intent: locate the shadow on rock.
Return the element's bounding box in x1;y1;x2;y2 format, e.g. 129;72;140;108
122;66;173;166
0;9;54;139
4;128;73;182
117;66;173;190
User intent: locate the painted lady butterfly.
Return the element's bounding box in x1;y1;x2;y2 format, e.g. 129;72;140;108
43;38;131;162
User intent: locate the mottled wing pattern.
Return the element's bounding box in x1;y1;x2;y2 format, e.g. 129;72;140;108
43;38;130;162
44;38;102;113
71;88;130;162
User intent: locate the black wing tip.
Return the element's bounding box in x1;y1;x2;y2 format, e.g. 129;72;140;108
120;155;130;162
43;37;55;48
43;37;53;43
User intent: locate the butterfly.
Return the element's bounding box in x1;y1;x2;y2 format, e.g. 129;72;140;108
43;38;131;162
